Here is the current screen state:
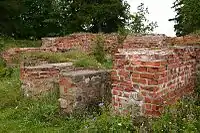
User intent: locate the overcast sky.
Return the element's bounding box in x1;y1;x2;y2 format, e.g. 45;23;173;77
127;0;176;37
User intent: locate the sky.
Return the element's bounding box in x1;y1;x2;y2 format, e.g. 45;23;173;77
127;0;176;37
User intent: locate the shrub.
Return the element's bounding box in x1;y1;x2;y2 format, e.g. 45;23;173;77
92;35;106;63
152;97;200;133
0;57;13;78
74;57;101;68
78;112;135;133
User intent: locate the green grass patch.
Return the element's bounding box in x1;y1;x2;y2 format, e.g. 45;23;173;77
21;50;113;69
0;36;41;50
0;69;134;132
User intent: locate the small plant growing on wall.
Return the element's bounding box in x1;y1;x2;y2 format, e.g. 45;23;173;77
92;35;106;64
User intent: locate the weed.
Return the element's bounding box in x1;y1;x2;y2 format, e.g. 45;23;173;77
92;35;106;63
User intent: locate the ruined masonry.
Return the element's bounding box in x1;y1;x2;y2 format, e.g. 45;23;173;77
3;33;200;116
112;47;200;116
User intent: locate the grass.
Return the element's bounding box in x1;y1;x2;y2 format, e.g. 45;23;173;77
0;36;41;50
20;50;113;69
0;69;134;133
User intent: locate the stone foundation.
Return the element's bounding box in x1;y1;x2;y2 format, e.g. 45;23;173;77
59;70;111;113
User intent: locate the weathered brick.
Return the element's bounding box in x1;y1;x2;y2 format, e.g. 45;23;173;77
132;78;147;84
142;61;161;66
112;89;119;95
140;73;154;79
135;67;147;72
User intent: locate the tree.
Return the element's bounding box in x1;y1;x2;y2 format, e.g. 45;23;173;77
169;0;184;36
125;3;157;34
69;0;130;33
170;0;200;36
0;0;22;37
0;0;131;38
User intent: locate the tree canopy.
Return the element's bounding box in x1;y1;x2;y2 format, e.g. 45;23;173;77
0;0;157;39
170;0;200;36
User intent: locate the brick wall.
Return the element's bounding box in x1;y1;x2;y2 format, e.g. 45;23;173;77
8;33;200;116
41;33;168;52
111;47;200;116
3;33;167;65
20;62;73;97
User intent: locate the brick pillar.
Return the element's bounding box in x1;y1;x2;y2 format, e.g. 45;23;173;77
111;48;198;117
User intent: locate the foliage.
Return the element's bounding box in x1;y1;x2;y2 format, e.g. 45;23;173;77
0;68;135;132
0;1;158;39
72;0;130;33
0;0;130;39
73;57;101;69
152;97;200;132
170;0;200;36
0;57;13;79
20;50;112;69
22;50;88;63
0;38;13;78
78;112;135;132
126;3;158;34
92;35;106;63
152;74;200;132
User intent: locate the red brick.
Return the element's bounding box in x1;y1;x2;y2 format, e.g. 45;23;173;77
113;87;123;91
148;80;158;85
145;97;152;103
148;67;166;73
113;102;118;107
142;61;161;66
132;78;147;84
59;77;67;85
119;70;129;77
135;67;147;72
120;81;132;88
152;97;163;104
124;88;134;92
112;89;119;95
115;54;125;59
144;110;153;116
111;75;120;81
141;86;159;92
132;61;142;65
148;67;159;73
152;105;160;111
160;61;168;66
140;73;154;79
132;73;140;78
145;104;152;110
126;66;133;71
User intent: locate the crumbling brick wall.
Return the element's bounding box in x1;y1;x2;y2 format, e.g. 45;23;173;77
41;33;168;52
111;46;200;116
20;62;73;97
13;33;200;116
2;33;167;65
